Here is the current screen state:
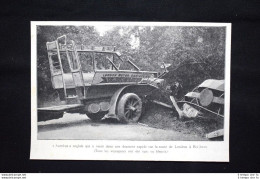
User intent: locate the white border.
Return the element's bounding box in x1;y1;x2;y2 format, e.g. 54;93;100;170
31;21;231;161
6;173;241;179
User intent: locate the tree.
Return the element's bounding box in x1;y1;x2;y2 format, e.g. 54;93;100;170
37;25;226;104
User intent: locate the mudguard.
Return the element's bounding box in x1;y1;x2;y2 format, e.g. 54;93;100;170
105;85;131;119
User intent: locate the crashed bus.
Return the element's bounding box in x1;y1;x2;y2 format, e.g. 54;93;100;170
38;35;165;123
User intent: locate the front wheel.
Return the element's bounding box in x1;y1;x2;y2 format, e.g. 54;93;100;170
117;93;142;123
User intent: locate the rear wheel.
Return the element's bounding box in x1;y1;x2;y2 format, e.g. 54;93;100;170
117;93;142;123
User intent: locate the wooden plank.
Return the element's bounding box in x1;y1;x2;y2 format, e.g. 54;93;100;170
151;100;173;109
206;129;224;139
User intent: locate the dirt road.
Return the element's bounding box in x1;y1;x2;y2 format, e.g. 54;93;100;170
38;113;206;141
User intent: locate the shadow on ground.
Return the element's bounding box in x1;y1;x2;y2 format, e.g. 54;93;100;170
38;114;124;132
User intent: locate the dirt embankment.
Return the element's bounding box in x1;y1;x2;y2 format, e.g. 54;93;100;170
140;102;224;138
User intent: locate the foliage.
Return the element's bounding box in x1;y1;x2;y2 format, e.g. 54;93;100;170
37;25;225;100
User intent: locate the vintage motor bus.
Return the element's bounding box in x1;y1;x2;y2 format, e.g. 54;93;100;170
38;35;165;123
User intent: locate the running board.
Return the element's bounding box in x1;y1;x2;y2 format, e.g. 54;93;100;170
38;104;84;113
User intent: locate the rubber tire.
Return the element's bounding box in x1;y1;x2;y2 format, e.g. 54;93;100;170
87;112;106;121
117;93;142;123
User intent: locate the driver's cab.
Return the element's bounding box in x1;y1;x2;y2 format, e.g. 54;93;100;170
77;46;139;72
78;46;120;73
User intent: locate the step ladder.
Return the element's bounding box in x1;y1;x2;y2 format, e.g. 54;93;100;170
46;35;86;103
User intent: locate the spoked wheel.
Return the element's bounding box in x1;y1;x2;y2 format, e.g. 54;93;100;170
117;93;142;123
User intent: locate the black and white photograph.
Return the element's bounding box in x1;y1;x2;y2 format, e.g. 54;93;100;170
31;21;231;161
1;0;260;175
